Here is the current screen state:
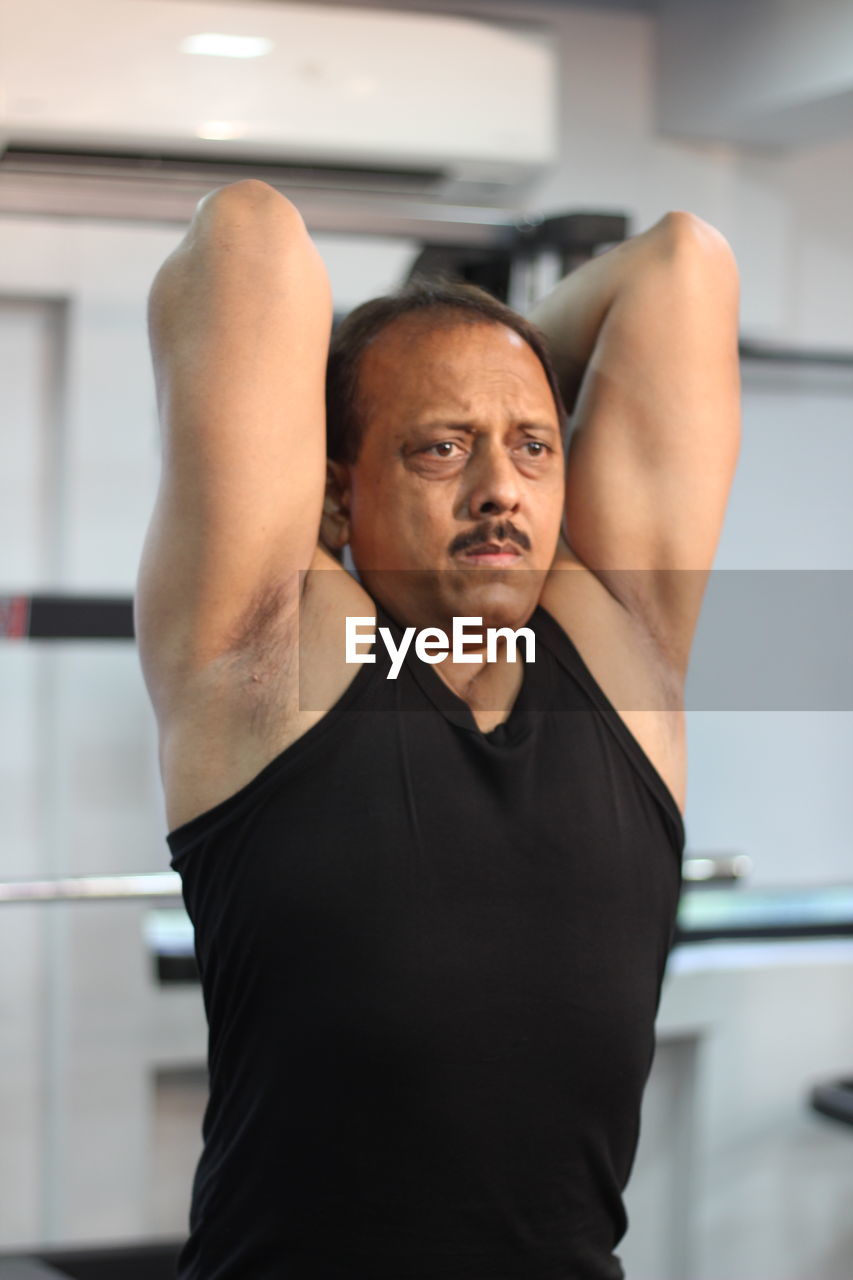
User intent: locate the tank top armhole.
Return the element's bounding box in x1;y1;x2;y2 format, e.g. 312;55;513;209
534;604;686;855
166;655;379;866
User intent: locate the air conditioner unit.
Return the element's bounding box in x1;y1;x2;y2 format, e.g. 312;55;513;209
1;0;559;203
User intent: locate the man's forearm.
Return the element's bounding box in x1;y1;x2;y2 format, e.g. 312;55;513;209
527;211;732;414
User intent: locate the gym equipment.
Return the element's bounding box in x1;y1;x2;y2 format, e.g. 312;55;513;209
809;1079;853;1129
0;1240;180;1280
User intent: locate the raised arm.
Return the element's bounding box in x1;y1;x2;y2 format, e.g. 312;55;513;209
135;180;333;718
528;211;741;676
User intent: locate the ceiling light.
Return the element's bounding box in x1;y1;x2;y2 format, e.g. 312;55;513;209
344;75;378;99
196;122;246;140
180;33;274;59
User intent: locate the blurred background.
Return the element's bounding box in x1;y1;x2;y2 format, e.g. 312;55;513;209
1;0;852;1276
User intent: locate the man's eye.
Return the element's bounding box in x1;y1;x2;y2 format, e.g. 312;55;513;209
424;441;463;458
521;440;549;456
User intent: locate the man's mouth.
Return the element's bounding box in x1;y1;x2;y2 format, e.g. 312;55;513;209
455;542;523;565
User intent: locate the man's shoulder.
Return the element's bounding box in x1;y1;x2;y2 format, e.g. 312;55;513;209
297;543;377;706
539;537;684;713
539;534;634;647
303;543;375;618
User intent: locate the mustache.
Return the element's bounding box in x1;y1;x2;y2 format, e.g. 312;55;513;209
450;521;531;555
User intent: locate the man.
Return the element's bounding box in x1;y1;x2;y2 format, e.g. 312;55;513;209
136;179;740;1278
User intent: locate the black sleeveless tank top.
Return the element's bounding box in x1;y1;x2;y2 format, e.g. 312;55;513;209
166;600;685;1280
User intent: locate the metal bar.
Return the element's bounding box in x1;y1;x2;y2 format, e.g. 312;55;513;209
0;872;182;903
0;166;531;246
0;860;738;904
682;854;751;882
740;339;853;368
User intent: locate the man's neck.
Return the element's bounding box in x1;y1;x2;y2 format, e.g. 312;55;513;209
433;645;526;713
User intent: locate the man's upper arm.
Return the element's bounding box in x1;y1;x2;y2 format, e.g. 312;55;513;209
547;214;741;675
135;180;333;711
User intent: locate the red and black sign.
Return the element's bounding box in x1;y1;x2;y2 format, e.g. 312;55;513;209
0;594;133;640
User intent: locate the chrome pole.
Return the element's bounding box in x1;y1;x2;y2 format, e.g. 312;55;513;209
0;872;182;903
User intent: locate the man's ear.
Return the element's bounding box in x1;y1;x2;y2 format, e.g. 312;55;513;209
320;459;352;554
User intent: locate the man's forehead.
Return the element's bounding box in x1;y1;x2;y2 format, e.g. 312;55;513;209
373;313;524;351
367;371;552;422
363;320;544;388
356;315;558;428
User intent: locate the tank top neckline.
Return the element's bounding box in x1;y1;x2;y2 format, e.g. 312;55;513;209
374;600;548;746
374;597;685;843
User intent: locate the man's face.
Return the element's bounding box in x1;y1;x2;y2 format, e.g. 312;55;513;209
338;315;566;632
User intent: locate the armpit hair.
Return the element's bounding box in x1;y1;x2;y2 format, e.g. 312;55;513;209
217;575;302;726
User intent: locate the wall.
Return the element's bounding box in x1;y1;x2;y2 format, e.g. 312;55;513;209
1;0;852;1268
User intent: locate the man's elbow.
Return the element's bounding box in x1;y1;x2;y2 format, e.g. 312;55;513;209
655;210;739;289
147;179;327;348
194;178;307;237
151;179;316;300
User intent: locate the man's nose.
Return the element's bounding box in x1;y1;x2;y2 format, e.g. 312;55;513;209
465;442;522;518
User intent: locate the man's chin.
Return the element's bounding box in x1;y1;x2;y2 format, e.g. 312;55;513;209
443;568;542;625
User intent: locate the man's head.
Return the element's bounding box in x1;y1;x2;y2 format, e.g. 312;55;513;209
322;276;569;633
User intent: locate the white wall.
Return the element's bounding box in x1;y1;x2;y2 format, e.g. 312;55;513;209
656;0;853;146
1;0;852;1266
